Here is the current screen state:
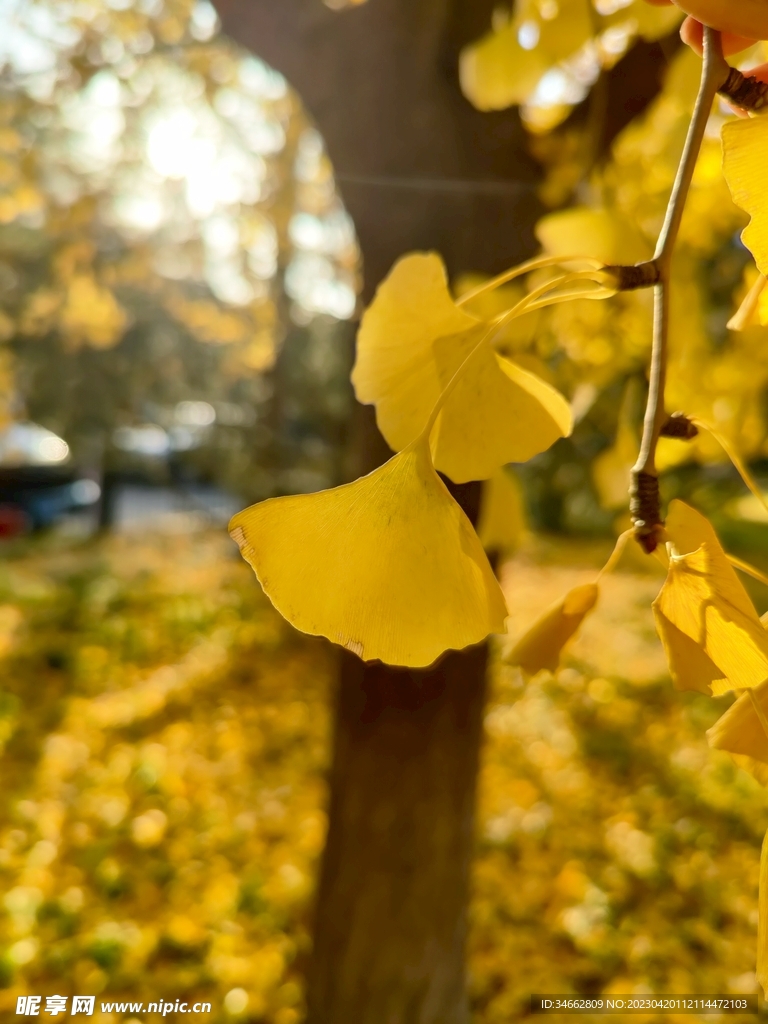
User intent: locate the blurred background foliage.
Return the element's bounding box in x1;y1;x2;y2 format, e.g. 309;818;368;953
0;0;358;506
3;0;768;1020
459;0;684;132
1;533;767;1021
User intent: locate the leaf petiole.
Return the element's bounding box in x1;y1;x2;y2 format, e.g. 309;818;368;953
455;253;605;307
596;529;632;580
419;271;612;445
693;417;768;521
727;554;768;591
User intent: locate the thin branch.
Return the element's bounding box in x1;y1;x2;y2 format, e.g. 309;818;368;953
653;31;729;272
629;27;730;553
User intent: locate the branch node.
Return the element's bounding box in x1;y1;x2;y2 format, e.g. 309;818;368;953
659;411;698;440
630;471;663;554
603;261;661;291
719;67;768;112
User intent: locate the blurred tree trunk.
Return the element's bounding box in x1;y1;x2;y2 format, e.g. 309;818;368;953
210;3;525;1022
210;3;536;1022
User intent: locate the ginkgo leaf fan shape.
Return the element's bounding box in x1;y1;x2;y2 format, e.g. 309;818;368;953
230;440;507;668
722;117;768;277
653;500;768;695
352;252;572;484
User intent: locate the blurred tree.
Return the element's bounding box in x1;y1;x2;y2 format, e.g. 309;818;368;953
0;0;357;505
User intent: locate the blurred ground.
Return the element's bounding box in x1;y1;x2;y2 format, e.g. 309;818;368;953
0;531;766;1022
0;532;332;1023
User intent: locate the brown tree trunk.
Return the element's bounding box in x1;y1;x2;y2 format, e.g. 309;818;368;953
211;2;537;1020
311;638;489;1024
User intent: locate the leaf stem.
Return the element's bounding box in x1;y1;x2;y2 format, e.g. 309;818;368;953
596;529;632;580
419;271;604;444
455;254;605;307
630;27;730;553
727;554;768;590
692;417;768;519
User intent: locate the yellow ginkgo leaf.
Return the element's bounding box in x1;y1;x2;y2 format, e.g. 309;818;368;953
507;583;598;675
352;252;572;483
532;0;592;63
431;331;572;483
477;467;526;553
536;208;649;267
229;439;507;669
352;252;478;454
653;500;768;695
654;610;725;696
459;20;547;112
707;679;768;785
722;117;768;277
627;0;684;41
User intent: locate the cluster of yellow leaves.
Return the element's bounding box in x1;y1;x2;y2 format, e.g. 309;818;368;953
15;243;128;351
164;295;279;374
164;296;254;348
59;276;128;352
1;0;344;417
509;499;768;707
232;251;591;667
352;253;573;482
525;47;768;485
460;0;683;130
0;119;43;227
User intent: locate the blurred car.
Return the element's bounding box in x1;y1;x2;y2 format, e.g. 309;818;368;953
0;421;101;536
